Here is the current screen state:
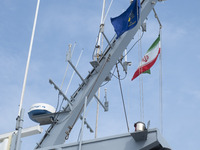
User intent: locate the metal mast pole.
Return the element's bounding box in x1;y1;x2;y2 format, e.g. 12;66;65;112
95;0;106;138
18;0;40;117
15;0;40;149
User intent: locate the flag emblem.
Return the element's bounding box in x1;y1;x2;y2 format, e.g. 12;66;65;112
128;11;136;27
142;55;149;62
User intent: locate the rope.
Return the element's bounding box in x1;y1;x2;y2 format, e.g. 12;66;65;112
138;30;141;121
116;64;129;132
141;76;144;121
159;28;163;134
138;29;144;121
122;31;144;60
140;29;144;121
65;49;83;95
53;94;61;122
111;62;127;80
55;93;60;113
139;78;142;120
153;7;163;134
112;72;127;80
95;88;100;138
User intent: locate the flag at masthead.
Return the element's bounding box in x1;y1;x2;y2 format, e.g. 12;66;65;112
111;0;140;39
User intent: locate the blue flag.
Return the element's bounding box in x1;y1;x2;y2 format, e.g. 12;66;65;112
111;0;140;39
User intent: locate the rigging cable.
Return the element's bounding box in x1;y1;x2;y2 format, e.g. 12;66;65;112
112;72;127;80
139;28;144;122
116;64;129;132
55;93;60;113
111;62;127;80
53;94;61;122
52;49;83;125
122;31;144;60
100;60;126;87
60;42;76;89
65;49;83;95
100;62;116;87
56;43;78;118
159;28;163;134
153;7;163;134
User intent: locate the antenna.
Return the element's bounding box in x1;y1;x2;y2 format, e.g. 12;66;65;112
104;88;109;111
15;0;40;149
60;43;76;89
65;49;83;95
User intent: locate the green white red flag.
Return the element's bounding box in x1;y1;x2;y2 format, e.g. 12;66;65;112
131;35;161;81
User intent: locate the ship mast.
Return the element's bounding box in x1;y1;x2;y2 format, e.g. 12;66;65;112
95;0;106;139
15;0;40;150
35;0;162;148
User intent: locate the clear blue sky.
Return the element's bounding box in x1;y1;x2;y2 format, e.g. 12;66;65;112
0;0;200;149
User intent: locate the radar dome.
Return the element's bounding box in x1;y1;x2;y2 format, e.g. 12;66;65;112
28;103;55;123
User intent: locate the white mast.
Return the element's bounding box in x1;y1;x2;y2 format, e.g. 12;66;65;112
15;0;40;149
95;0;106;138
18;0;40;117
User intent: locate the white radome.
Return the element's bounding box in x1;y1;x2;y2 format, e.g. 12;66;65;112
28;103;56;123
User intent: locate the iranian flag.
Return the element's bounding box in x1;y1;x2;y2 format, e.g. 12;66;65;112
131;35;161;81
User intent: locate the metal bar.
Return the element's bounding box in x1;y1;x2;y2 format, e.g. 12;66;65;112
18;0;40;116
36;129;171;150
78;96;88;150
116;64;129;132
95;89;100;138
102;32;112;48
68;60;86;84
94;95;106;111
49;79;72;106
15;109;24;150
153;8;162;29
65;49;83;95
79;116;94;133
0;125;42;141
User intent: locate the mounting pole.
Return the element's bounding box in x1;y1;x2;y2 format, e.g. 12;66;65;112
95;0;106;139
18;0;40;116
15;0;40;149
15;109;24;150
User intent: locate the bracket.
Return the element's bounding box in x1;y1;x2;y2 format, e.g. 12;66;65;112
49;79;73;108
68;60;86;84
